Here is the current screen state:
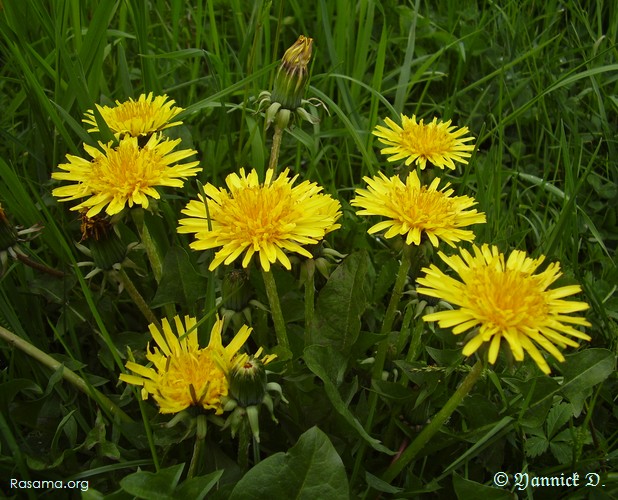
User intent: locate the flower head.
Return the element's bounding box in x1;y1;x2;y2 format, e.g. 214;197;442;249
373;115;475;170
83;93;183;137
416;244;591;374
178;168;342;272
120;315;263;414
52;134;200;217
351;170;485;247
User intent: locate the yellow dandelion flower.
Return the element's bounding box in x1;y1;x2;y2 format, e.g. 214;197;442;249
177;168;342;272
416;244;592;374
373;114;475;170
52;134;200;217
351;170;485;247
119;315;265;414
83;92;183;137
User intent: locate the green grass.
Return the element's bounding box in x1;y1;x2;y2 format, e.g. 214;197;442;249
1;0;617;498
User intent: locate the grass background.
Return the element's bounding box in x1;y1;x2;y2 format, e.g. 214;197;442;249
0;0;616;498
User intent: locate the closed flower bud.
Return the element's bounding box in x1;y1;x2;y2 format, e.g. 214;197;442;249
229;355;268;408
222;269;252;311
80;213;127;271
271;35;313;110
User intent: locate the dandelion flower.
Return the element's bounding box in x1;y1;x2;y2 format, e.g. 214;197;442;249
351;170;485;247
178;168;342;272
119;315;273;414
416;244;591;374
373;114;475;170
83;92;183;137
52;134;200;217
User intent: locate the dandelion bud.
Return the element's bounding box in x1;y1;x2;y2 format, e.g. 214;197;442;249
222;269;252;311
271;35;313;110
229;355;268;408
80;213;127;271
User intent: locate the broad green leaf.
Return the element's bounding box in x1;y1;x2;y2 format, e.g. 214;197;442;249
365;471;403;494
442;416;514;476
559;349;615;416
120;464;184;500
506;376;560;428
425;346;464;367
452;472;514;500
394;360;443;408
371;380;416;402
372;259;399;302
0;379;42;409
151;246;209;308
176;470;224;500
309;250;370;353
524;435;549;458
229;427;349;500
549;440;573;464
546;403;573;440
26;450;68;471
304;345;392;454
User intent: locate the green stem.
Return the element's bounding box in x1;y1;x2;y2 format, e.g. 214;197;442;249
268;124;284;173
372;245;414;390
188;415;207;479
0;325;133;424
304;260;316;345
382;359;484;482
351;244;414;485
118;268;161;330
131;208;163;283
381;244;415;336
405;317;425;363
136;392;160;472
238;418;250;471
261;269;290;357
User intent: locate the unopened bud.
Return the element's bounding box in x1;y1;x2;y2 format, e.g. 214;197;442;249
80;213;127;270
271;36;313;110
229;355;268;408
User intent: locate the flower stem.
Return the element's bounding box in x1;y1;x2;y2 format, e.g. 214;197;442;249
117;268;161;330
268;124;284;174
371;244;414;386
0;325;133;424
261;269;290;357
351;244;414;485
382;359;484;482
304;260;315;344
188;415;207;479
238;419;250;471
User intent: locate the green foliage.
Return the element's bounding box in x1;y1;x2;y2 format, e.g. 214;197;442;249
0;0;617;498
228;427;349;500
